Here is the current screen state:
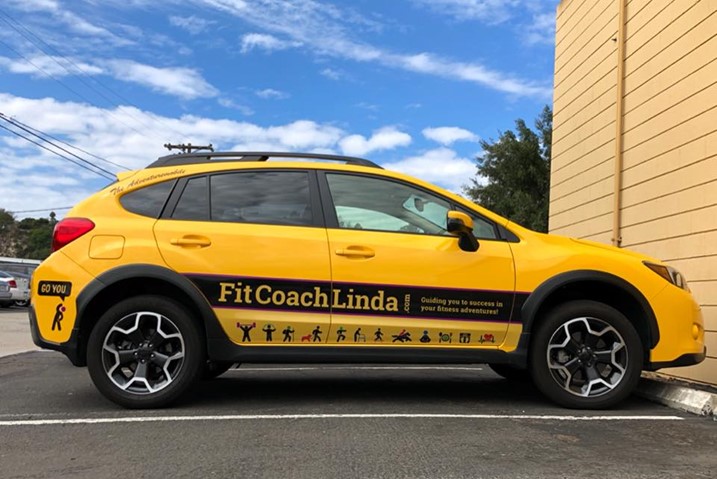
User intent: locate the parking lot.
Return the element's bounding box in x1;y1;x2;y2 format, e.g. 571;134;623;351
1;307;715;479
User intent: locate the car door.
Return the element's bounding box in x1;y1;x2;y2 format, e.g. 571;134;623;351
319;171;516;348
153;169;332;346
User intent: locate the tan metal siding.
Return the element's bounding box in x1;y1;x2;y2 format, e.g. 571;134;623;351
551;0;717;384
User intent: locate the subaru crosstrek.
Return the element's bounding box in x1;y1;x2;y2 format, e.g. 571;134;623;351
30;151;706;409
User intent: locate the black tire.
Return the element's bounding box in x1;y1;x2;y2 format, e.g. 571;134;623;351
87;295;205;409
529;300;643;409
488;363;531;383
202;360;235;380
14;300;29;308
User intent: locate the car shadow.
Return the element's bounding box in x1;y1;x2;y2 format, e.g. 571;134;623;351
179;367;651;412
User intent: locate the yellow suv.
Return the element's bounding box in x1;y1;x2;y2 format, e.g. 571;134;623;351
30;152;705;409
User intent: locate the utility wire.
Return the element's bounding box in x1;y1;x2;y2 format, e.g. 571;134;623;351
0;123;114;180
0;37;154;143
0;114;117;177
10;206;72;213
0;112;131;171
0;7;188;141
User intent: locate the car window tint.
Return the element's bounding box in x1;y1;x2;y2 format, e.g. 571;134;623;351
120;180;175;218
470;215;498;239
172;176;208;220
457;208;498;239
210;171;313;226
326;173;450;235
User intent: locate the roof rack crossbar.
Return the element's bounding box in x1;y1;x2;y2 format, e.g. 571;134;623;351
147;151;382;169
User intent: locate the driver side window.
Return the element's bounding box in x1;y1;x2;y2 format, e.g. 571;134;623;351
325;173;451;235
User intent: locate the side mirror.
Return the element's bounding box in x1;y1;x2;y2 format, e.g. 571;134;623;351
447;211;479;252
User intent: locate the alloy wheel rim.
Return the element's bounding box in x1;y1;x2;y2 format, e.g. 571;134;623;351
101;311;185;395
546;317;628;398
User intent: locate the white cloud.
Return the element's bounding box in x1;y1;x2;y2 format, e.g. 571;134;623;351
196;0;551;98
382;148;476;192
422;127;479;146
104;60;218;99
390;52;549;97
217;98;254;115
240;33;302;53
0;54;215;100
0;94;357;215
523;12;556;45
320;68;345;81
339;127;411;157
0;93;479;218
255;88;289;99
5;0;130;46
169;15;215;35
0;55;104;77
411;0;521;24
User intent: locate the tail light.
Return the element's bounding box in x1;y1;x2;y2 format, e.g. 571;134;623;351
52;218;95;252
8;280;16;288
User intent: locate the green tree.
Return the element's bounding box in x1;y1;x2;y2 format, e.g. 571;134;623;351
16;217;53;259
464;106;552;232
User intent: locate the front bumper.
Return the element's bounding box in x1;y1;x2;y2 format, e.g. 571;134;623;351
29;305;84;366
647;348;707;371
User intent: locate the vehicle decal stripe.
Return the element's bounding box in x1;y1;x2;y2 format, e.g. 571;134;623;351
187;274;530;323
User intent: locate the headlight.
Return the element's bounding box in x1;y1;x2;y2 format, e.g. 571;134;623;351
643;262;689;291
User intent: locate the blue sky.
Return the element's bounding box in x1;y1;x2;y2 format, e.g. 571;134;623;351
0;0;559;218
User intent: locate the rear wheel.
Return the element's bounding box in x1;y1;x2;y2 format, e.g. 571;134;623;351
87;295;204;408
529;300;643;409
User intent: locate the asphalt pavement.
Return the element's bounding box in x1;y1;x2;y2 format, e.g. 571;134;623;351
0;349;715;479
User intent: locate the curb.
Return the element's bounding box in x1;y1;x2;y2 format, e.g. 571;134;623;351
636;372;716;417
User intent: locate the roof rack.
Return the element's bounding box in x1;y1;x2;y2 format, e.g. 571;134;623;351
147;151;382;169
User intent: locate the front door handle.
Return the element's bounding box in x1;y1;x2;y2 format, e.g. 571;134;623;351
335;246;375;258
170;235;212;248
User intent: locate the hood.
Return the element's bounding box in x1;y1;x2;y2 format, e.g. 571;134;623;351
569;238;661;264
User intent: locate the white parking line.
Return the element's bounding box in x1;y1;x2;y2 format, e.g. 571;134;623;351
230;366;484;372
0;413;683;426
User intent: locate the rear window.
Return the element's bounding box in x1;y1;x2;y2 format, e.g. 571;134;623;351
120;180;176;218
210;171;312;226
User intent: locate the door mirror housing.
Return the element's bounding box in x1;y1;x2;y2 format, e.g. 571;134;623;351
447;211;479;252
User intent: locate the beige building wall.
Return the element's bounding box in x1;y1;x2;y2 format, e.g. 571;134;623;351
550;0;717;385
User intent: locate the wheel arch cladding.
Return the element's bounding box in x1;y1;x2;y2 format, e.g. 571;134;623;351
520;270;659;365
75;264;221;366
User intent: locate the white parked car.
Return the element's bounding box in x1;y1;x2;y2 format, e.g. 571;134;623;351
0;271;30;307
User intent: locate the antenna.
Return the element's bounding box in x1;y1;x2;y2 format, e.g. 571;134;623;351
163;143;214;154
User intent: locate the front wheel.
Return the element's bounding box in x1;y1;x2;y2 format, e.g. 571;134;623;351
529;300;643;409
87;295;205;408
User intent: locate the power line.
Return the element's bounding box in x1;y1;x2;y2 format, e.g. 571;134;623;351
10;206;72;213
0;7;188;141
0;38;155;144
0;113;131;171
0;113;117;177
0;123;114;180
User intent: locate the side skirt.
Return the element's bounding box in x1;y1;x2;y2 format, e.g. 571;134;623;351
207;339;528;367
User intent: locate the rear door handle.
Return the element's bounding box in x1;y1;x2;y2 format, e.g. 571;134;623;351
170;236;212;248
335;246;375;258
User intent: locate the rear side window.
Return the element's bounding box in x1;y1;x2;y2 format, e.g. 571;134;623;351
210;171;313;226
172;176;209;221
120;180;176;218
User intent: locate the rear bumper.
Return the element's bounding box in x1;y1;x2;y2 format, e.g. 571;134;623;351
29;305;84;366
646;348;707;371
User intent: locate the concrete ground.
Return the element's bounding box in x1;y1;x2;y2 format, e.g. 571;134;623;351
0;307;37;357
1;307;715;478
